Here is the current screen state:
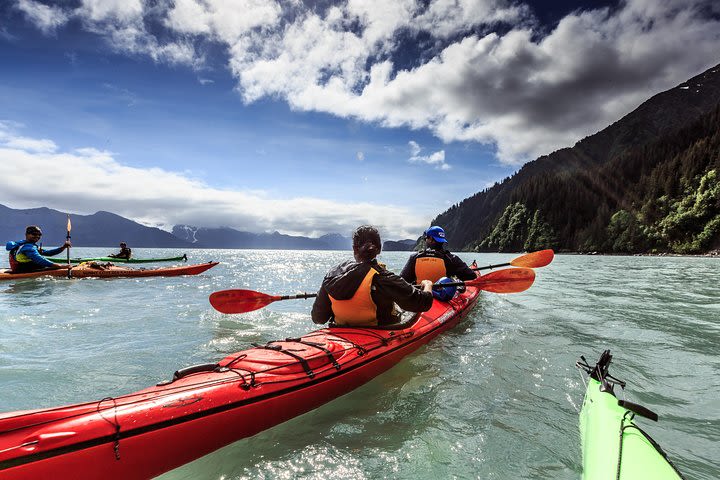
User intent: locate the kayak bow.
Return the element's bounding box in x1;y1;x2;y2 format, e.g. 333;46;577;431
577;351;686;480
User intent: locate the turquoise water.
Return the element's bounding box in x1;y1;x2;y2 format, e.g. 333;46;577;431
1;249;718;479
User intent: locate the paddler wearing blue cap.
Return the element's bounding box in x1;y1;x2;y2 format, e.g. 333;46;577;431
400;226;476;302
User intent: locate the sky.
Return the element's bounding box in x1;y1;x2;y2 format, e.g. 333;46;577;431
0;0;718;240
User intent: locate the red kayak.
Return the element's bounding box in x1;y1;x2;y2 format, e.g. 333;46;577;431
0;262;218;280
0;283;481;479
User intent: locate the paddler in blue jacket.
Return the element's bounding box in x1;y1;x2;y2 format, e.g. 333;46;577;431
5;225;71;273
400;226;476;301
311;225;433;326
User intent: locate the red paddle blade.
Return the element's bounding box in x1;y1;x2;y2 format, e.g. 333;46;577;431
209;289;281;314
469;267;535;293
510;249;554;268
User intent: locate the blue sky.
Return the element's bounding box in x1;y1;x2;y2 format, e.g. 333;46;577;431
0;0;718;240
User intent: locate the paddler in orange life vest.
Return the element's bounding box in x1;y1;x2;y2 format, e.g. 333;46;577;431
400;226;476;301
5;225;71;273
311;225;434;326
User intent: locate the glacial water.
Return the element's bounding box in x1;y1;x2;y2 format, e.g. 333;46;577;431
1;249;718;479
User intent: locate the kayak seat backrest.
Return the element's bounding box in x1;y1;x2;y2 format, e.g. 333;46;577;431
329;312;420;330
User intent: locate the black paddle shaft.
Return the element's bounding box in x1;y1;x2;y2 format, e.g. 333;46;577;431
280;293;317;300
472;261;510;271
279;280;461;301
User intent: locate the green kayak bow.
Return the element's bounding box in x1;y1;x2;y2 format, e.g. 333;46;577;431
577;351;686;480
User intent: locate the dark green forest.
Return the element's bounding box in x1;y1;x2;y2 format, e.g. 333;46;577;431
478;106;720;253
432;64;720;254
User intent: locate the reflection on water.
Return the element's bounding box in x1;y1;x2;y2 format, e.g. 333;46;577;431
1;277;64;304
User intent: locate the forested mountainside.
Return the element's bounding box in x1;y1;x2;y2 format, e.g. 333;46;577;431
433;64;720;254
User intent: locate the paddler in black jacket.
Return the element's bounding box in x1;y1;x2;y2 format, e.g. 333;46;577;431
400;226;476;284
311;225;433;326
108;242;132;260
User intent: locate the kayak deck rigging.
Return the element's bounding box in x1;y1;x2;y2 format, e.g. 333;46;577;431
0;281;481;479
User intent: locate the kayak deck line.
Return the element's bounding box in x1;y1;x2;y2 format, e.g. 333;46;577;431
0;329;388;435
0;317;473;471
1;315;448;434
577;351;686;480
0;287;481;478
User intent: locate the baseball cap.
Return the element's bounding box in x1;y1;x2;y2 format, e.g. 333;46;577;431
425;226;447;243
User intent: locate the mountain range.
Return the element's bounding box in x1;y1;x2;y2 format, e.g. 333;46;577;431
171;225;354;250
0;205;186;249
431;62;720;254
0;205;412;251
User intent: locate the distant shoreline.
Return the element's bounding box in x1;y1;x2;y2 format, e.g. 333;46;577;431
26;246;720;257
540;251;720;258
466;250;719;258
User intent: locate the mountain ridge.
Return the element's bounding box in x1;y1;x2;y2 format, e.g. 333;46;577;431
1;205;399;251
430;62;720;254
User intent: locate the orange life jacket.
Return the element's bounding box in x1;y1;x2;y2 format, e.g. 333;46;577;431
329;268;378;326
414;256;446;283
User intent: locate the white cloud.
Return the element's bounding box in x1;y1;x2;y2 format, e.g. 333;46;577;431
15;0;720;164
0;126;429;239
2;136;57;153
0;123;57;153
408;141;449;170
409;140;421;157
78;0;143;23
164;0;281;42
413;0;529;37
356;151;364;161
15;0;69;34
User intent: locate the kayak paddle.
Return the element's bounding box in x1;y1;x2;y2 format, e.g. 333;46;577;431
438;267;535;293
472;249;554;271
209;267;535;314
66;214;72;278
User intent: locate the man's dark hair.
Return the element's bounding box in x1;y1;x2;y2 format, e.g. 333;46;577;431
26;225;42;235
353;225;381;261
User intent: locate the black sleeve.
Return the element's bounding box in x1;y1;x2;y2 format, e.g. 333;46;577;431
446;253;476;281
375;270;433;312
399;254;417;283
310;285;333;324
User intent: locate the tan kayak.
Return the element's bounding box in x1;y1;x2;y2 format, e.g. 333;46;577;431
0;261;218;280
